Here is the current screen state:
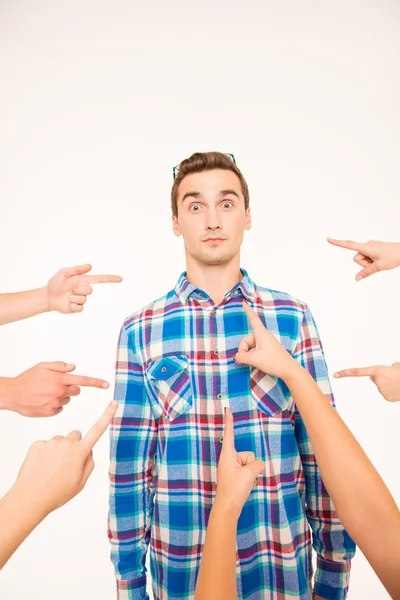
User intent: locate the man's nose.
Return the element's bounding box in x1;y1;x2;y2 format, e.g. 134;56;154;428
205;208;222;230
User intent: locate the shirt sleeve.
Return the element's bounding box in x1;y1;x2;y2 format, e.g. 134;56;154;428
108;323;158;600
292;307;356;600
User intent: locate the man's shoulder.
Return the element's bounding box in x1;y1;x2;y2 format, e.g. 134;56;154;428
253;282;308;315
121;289;179;334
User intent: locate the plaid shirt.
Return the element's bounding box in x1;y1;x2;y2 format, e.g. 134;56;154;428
108;269;355;600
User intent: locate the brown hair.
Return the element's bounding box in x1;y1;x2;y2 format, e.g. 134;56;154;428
171;151;250;217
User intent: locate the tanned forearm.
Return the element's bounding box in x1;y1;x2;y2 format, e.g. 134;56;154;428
0;484;46;569
0;288;49;326
285;364;400;599
194;500;238;600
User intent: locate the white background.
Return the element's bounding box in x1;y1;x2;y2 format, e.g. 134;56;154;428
1;1;399;598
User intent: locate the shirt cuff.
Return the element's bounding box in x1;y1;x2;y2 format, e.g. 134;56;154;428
117;576;149;600
313;556;352;599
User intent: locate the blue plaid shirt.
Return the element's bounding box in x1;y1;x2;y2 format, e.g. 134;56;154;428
109;269;355;600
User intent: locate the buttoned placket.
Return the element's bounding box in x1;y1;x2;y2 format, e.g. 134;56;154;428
193;288;241;444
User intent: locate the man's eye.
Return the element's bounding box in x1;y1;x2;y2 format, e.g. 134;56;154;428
222;201;233;208
189;204;201;211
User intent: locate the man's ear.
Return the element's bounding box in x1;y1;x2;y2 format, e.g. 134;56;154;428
244;207;252;231
172;214;182;237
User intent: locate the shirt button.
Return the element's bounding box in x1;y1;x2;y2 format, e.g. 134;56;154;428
213;349;219;356
198;292;203;297
211;309;217;316
219;436;224;443
161;367;167;373
217;394;222;400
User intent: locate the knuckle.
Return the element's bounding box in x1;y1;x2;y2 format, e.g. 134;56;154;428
54;386;66;398
30;440;44;451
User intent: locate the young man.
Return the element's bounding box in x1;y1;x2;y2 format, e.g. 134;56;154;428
109;152;355;600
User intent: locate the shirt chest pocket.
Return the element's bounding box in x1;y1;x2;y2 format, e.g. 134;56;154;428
250;368;290;417
145;355;193;422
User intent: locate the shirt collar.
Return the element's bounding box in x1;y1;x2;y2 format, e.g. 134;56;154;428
174;268;257;306
236;268;257;303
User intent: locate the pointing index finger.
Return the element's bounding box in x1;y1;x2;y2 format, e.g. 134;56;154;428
242;301;264;332
222;407;236;452
64;374;109;389
334;366;377;378
81;400;118;451
80;274;123;285
327;238;366;252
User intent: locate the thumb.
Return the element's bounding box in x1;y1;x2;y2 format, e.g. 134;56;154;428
234;350;254;366
65;264;93;278
38;361;76;373
356;263;379;281
246;459;265;479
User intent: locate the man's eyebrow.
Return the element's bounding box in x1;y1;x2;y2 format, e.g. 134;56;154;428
219;189;240;199
181;189;240;203
181;191;201;203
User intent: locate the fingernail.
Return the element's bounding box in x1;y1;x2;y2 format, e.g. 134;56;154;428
333;373;340;378
356;276;362;281
110;400;118;408
65;363;74;369
102;382;110;389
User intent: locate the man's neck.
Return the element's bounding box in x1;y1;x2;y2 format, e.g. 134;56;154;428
185;255;242;305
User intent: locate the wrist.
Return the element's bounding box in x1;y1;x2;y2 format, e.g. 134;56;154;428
282;360;308;387
8;483;49;525
38;286;51;313
0;377;14;410
279;358;304;384
395;243;400;267
212;495;242;522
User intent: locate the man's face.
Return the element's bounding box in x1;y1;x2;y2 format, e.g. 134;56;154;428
172;169;251;266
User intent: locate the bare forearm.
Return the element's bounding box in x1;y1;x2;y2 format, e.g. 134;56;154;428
0;485;46;569
286;365;400;597
195;500;238;600
0;288;49;326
